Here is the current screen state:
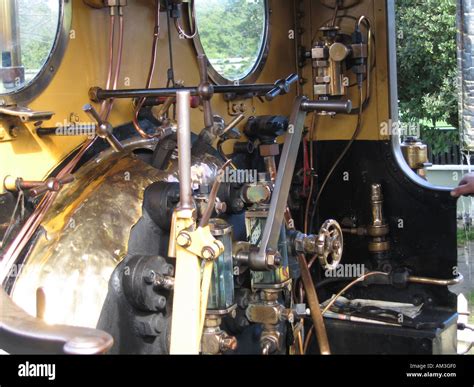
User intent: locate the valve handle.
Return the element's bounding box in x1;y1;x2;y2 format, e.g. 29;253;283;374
29;175;74;197
316;219;343;270
83;104;124;152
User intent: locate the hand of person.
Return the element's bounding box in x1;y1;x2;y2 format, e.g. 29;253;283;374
451;173;474;198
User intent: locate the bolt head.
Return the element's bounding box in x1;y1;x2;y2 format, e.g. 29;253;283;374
215;200;227;214
9;127;19;138
201;247;215;260
144;270;156;284
176;232;191;247
163;264;175;276
266;251;282;268
155;295;167;311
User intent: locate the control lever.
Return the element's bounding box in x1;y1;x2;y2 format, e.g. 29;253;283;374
30;175;74;197
3;175;74;197
83;104;124;152
220;113;245;140
255;96;347;265
197;54;215;129
265;73;299;101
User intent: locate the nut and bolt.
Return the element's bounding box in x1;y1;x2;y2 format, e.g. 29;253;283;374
201;247;216;260
163;263;175;276
144;270;156;284
266;250;282;268
215;200;227;214
176;232;192;248
155;295;167;311
9;127;19;138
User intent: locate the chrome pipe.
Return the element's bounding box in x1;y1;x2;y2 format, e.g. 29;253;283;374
176;90;193;210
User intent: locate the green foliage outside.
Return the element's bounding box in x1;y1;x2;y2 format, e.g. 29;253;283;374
18;0;59;76
195;0;265;81
396;0;459;155
457;227;474;247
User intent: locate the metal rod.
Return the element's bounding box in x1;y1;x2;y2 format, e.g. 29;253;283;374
90;83;276;101
221;113;245;136
257;97;308;260
301;99;352;114
176;90;193;210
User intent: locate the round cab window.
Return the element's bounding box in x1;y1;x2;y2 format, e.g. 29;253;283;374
194;0;268;83
0;0;60;95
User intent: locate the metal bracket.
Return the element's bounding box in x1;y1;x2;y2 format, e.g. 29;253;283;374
177;226;224;261
0;104;54;123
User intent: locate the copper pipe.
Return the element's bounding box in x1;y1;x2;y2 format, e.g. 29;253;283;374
304;113;317;234
99;13;116;119
199;160;232;228
307;254;318;269
174;0;197;39
297;253;331;355
264;157;277;182
133;0;162;139
321;271;389;315
105;13;125;119
1;5;118;274
304;266;465;351
408;274;464;287
357;16;372;106
0;138;98;278
304;271;389;353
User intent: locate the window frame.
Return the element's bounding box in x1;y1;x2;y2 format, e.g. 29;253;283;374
0;0;72;106
192;0;271;85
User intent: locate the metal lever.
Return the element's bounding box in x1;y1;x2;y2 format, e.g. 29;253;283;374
256;97;307;262
265;74;299;101
3;175;74;197
29;175;74;197
220;113;245;140
0;288;113;354
256;97;346;264
83;104;124;152
197;54;215;129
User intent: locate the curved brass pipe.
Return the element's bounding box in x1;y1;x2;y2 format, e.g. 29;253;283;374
297;254;331;355
408;274;464;287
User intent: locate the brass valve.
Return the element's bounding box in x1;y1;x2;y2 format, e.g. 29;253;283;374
292;219;344;270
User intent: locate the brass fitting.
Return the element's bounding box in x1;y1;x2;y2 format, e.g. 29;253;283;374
201;316;238;355
401;137;432;179
367;184;390;253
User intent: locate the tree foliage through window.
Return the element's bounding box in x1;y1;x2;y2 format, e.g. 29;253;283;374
396;0;458;155
195;0;266;81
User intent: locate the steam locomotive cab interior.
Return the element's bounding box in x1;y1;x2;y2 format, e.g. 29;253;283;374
0;0;466;355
